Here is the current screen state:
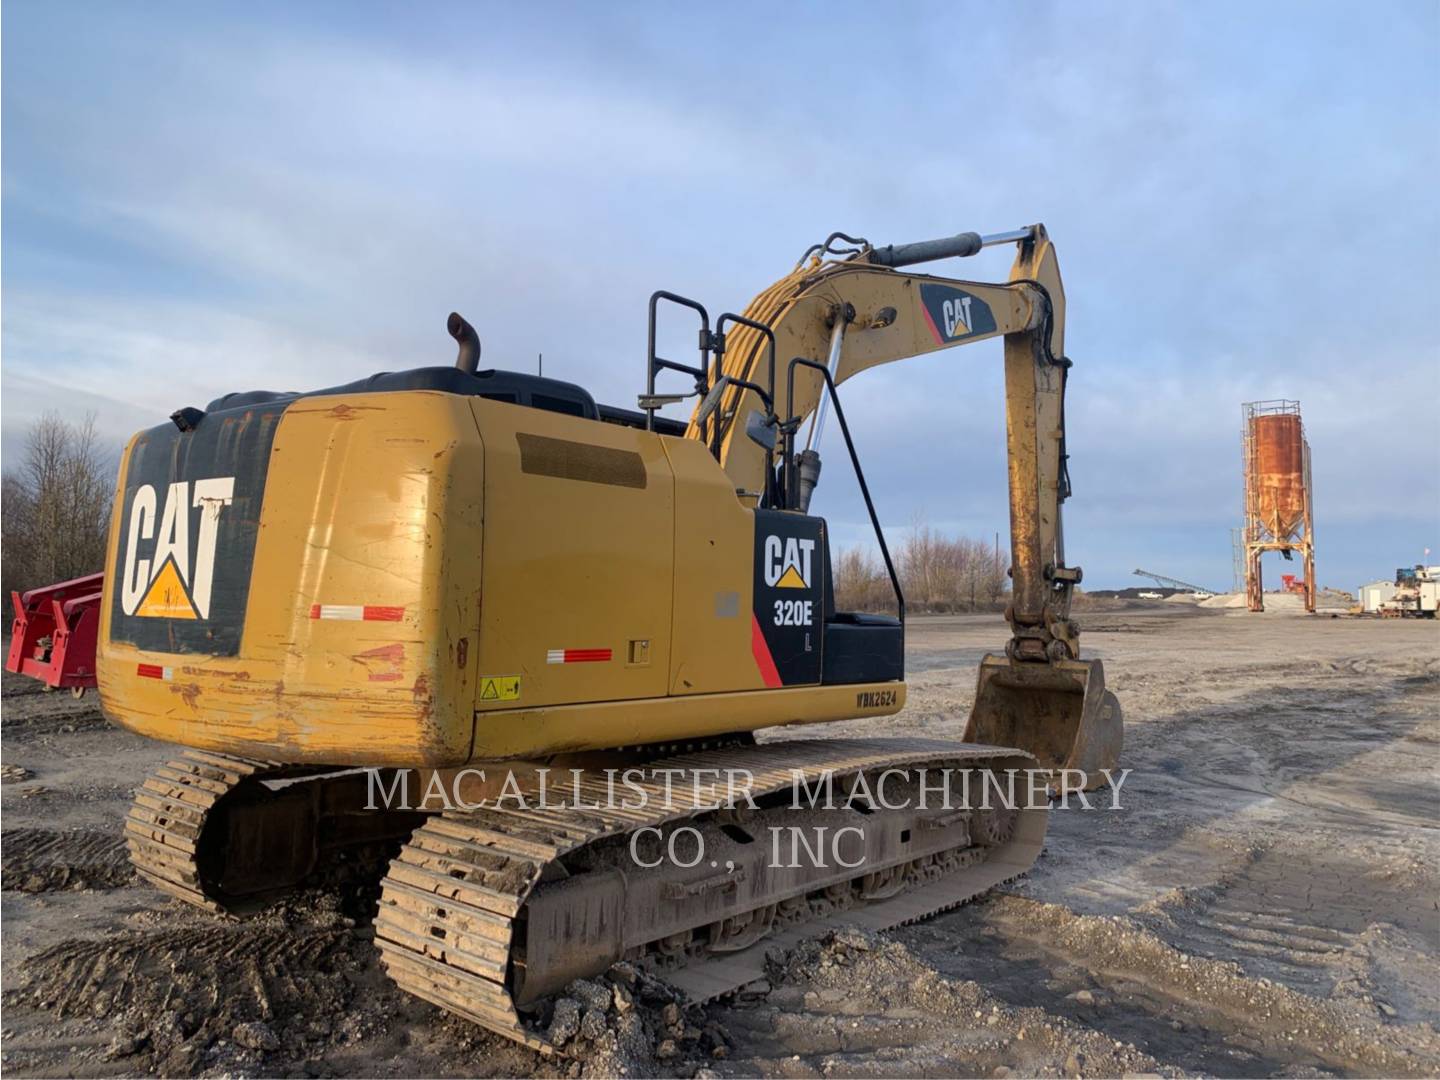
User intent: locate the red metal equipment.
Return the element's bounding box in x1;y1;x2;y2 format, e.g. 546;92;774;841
6;572;104;698
1280;573;1308;594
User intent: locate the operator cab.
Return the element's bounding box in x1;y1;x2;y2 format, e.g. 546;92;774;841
641;292;905;687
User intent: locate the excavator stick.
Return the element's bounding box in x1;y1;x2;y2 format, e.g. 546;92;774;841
964;655;1122;794
695;222;1125;795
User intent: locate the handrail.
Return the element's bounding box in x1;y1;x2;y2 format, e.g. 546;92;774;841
713;311;776;424
713;311;777;479
645;291;711;444
783;356;904;622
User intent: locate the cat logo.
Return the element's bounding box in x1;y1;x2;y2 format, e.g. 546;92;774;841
119;478;236;620
941;295;974;338
764;535;815;590
919;283;997;345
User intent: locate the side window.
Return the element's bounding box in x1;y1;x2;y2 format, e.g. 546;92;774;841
531;393;587;418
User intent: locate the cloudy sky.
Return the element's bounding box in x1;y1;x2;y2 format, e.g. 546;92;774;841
4;1;1437;591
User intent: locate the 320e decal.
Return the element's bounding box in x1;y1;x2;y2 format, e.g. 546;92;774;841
752;510;824;686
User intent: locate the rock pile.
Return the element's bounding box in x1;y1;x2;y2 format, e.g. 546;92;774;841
540;963;732;1078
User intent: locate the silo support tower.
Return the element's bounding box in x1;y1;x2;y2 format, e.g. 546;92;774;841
1241;400;1316;613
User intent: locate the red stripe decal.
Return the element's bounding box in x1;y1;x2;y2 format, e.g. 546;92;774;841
563;648;612;663
310;605;406;621
920;300;946;345
750;614;782;688
137;663;164;680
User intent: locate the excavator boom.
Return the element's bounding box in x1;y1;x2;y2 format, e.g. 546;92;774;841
683;224;1121;789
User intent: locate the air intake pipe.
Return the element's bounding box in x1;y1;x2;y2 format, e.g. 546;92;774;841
448;312;481;374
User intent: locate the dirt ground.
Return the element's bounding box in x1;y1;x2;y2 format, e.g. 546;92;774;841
2;605;1437;1078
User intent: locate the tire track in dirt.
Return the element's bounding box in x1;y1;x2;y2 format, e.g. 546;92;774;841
0;709;111;738
906;895;1440;1077
1;828;133;892
2;899;404;1075
3;896;726;1078
720;925;1180;1078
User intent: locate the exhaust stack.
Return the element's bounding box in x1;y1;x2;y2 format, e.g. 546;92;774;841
448;312;481;374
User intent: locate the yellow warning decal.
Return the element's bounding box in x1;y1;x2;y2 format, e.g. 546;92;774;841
136;558;198;619
478;675;521;702
776;565;807;589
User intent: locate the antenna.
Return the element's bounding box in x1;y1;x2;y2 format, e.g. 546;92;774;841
538;353;543;377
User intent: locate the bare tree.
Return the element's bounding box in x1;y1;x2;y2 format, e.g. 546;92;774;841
833;520;1010;616
2;412;116;600
833;544;897;615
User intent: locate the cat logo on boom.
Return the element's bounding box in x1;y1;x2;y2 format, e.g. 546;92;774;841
764;535;815;589
918;283;998;345
942;295;973;338
119;478;236;620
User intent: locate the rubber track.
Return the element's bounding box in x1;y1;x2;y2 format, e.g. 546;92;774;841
124;750;287;913
374;737;1046;1051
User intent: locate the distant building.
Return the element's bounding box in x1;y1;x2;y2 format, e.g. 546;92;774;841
1358;580;1397;613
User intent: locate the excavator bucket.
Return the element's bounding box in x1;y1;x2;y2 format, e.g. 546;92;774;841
963;654;1123;793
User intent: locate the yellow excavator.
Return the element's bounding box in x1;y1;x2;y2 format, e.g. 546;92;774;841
98;223;1120;1048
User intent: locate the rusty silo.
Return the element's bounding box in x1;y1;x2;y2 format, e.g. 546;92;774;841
1242;400;1315;612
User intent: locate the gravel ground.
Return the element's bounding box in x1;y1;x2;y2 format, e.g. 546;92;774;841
2;605;1436;1077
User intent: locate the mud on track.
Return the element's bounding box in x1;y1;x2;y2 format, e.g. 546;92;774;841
1;608;1437;1077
